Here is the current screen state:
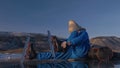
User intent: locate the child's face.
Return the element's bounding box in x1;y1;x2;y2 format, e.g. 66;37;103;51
69;26;74;33
68;23;77;33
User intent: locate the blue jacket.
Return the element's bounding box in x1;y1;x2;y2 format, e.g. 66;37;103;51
67;30;90;58
37;30;90;60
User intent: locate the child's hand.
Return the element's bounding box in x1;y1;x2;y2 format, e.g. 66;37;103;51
61;41;67;48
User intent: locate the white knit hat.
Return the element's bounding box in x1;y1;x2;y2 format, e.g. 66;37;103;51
68;20;83;33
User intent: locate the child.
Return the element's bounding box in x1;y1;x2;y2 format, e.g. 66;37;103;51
38;20;90;60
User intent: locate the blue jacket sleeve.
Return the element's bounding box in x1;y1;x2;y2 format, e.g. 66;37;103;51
67;31;78;42
70;31;88;45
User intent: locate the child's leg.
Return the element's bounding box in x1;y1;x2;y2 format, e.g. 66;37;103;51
37;51;71;60
37;52;52;60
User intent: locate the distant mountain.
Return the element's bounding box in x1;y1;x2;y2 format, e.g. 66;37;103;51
0;31;64;53
0;31;49;51
0;31;120;53
90;36;120;53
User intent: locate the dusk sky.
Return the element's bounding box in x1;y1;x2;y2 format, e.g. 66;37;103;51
0;0;120;38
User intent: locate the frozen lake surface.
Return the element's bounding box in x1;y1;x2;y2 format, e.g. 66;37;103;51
0;59;119;68
0;54;120;68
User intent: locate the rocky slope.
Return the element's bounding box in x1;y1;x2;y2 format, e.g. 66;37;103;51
90;36;120;53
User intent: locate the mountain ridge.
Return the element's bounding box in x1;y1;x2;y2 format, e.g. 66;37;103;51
0;31;120;53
